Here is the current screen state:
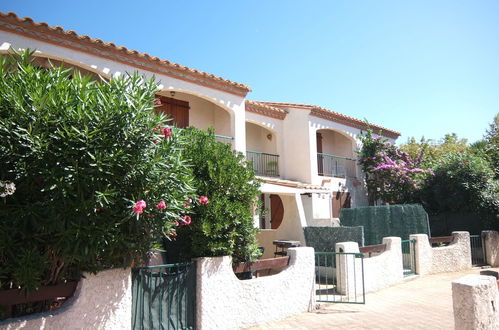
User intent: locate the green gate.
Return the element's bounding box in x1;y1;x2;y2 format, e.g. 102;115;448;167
401;239;416;277
315;252;365;304
470;235;486;266
132;262;196;330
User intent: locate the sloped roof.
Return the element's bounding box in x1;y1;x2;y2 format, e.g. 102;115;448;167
245;100;288;120
257;101;401;139
0;12;251;96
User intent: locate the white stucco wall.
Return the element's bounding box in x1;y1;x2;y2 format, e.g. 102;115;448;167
483;230;499;267
452;274;498;330
336;237;403;295
256;193;307;259
0;31;247;152
0;268;131;330
195;247;315;330
410;232;472;275
245;122;277;154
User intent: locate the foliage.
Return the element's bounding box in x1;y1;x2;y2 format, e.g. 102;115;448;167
400;133;469;169
358;129;431;205
421;150;499;229
172;127;262;263
0;51;193;292
470;114;499;179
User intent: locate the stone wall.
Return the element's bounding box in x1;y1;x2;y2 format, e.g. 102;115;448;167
483;230;499;267
336;237;403;294
0;268;132;330
452;274;498;330
410;231;471;275
195;247;315;330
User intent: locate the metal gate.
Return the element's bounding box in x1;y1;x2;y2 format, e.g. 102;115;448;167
470;235;486;266
401;239;416;277
315;252;365;304
132;262;196;330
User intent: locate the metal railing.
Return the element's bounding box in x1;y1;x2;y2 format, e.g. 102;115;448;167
132;262;196;330
214;134;234;146
315;252;365;304
317;153;356;178
246;150;279;177
401;239;416;277
470;235;486;266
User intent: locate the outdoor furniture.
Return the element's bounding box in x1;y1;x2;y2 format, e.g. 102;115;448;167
273;240;301;257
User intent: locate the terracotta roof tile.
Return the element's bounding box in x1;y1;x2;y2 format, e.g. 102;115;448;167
0;11;251;96
245;100;288;120
257;101;401;139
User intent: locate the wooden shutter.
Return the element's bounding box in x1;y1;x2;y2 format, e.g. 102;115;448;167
332;191;351;218
156;96;190;128
270;194;284;229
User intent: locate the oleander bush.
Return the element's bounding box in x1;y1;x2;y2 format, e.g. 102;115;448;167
171;127;262;263
0;50;194;294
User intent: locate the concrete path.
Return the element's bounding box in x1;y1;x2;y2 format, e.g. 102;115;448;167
248;267;498;330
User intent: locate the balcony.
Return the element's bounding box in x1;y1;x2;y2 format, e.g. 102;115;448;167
246;151;279;177
317;153;356;178
215;134;234;146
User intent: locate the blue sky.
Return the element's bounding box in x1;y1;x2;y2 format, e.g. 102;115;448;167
1;1;498;144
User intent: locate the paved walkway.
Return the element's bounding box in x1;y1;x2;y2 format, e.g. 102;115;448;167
248;267;498;330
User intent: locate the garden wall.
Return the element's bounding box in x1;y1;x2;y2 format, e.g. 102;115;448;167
483;230;499;267
195;247;315;330
340;204;430;245
304;226;364;252
336;237;403;294
0;268;131;330
410;231;471;275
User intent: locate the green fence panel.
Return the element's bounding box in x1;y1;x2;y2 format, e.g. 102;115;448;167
132;262;196;330
340;204;430;246
304;226;364;252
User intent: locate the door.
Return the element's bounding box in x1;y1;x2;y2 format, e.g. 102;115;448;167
156;96;190;128
332;191;351;218
269;194;284;229
317;133;324;175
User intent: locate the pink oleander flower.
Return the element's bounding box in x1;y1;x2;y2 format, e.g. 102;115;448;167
132;200;147;214
156;200;167;210
155;98;162;105
180;215;192;226
161;127;172;139
198;196;209;205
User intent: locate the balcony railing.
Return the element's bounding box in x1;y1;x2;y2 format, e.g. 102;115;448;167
246;151;279;177
214;134;234;146
317;153;356;178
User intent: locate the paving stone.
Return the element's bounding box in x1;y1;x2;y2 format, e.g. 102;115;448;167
246;267;498;330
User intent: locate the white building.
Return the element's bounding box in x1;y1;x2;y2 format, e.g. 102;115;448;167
0;12;400;257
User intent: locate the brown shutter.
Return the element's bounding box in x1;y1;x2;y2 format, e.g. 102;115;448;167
333;191;351;218
156;96;190;128
270;194;284;229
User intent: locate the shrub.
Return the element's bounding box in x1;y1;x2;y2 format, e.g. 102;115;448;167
421;150;498;230
358;129;431;205
170;127;262;263
0;51;194;292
